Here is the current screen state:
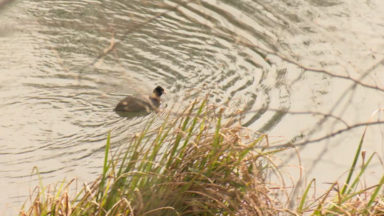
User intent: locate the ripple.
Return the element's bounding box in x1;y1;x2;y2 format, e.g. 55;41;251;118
4;0;384;215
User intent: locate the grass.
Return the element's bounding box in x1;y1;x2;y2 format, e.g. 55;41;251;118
20;99;280;215
297;126;384;215
19;99;384;215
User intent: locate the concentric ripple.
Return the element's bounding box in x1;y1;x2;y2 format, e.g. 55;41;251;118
2;0;384;215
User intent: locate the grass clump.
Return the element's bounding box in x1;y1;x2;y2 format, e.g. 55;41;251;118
20;99;279;216
297;127;384;215
19;99;384;215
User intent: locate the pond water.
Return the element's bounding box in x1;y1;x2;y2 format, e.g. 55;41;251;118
1;0;384;214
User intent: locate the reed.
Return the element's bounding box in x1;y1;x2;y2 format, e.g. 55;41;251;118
20;99;278;215
19;99;384;215
300;128;384;215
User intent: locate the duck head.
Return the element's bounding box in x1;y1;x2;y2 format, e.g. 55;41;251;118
153;86;165;98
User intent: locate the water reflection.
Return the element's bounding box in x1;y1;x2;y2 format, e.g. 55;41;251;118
1;0;384;215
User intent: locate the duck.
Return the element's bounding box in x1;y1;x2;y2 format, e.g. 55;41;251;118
114;86;165;113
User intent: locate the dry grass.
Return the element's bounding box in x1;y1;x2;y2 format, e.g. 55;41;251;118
19;99;384;216
20;99;281;215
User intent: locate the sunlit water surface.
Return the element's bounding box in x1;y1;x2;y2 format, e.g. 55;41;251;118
1;0;384;214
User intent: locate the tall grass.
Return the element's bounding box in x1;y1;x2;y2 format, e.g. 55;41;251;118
20;99;279;215
19;99;384;215
298;127;384;215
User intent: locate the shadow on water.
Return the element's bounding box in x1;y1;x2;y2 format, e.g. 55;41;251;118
114;110;150;119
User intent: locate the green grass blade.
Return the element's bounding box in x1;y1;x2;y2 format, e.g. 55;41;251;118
98;132;111;201
212;108;223;150
346;153;375;195
297;178;315;214
239;134;265;161
166;101;196;168
366;175;384;208
341;129;366;195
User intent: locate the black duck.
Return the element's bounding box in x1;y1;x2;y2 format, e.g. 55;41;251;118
114;86;165;113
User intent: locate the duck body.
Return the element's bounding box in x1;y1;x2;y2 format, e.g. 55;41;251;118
114;86;164;113
114;95;157;113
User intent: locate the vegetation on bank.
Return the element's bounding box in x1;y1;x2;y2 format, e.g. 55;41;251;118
19;100;384;215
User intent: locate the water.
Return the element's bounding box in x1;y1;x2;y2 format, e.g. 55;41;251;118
1;0;384;214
